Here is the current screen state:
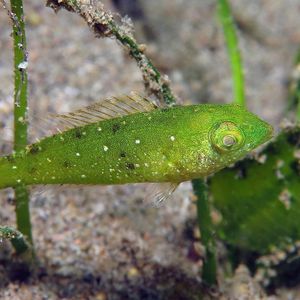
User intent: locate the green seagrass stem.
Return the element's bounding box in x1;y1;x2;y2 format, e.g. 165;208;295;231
192;179;217;285
10;0;33;254
217;0;245;106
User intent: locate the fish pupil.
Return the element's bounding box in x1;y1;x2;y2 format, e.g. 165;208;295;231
223;135;236;147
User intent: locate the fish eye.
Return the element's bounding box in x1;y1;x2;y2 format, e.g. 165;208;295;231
210;121;244;153
223;135;237;147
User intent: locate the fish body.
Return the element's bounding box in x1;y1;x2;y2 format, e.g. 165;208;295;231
0;94;273;191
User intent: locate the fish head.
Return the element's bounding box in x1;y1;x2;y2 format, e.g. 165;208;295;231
206;104;273;170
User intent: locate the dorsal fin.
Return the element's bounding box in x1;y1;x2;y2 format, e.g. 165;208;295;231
54;92;158;129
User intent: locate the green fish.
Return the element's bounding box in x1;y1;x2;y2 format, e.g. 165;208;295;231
0;93;273;202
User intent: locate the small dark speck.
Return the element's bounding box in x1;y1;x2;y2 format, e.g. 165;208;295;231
63;161;72;168
233;161;248;179
8;262;31;282
290;160;300;175
120;151;126;158
82;272;95;283
287;131;300;146
112;123;121;134
265;143;278;155
126;162;135;170
29;167;37;174
6;156;16;163
29;144;40;155
74;129;82;139
7;196;15;205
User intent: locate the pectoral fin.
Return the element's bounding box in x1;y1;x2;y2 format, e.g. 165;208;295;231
145;182;179;207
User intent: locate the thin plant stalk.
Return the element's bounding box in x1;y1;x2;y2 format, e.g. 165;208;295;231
10;0;33;254
192;179;217;285
217;0;245;106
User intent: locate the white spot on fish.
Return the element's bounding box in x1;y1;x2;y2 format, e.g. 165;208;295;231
135;139;141;144
103;145;108;152
18;61;28;70
170;136;175;141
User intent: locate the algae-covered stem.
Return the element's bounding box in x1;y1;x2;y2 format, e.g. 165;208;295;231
0;226;29;254
9;0;33;253
217;0;245;106
46;0;177;106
